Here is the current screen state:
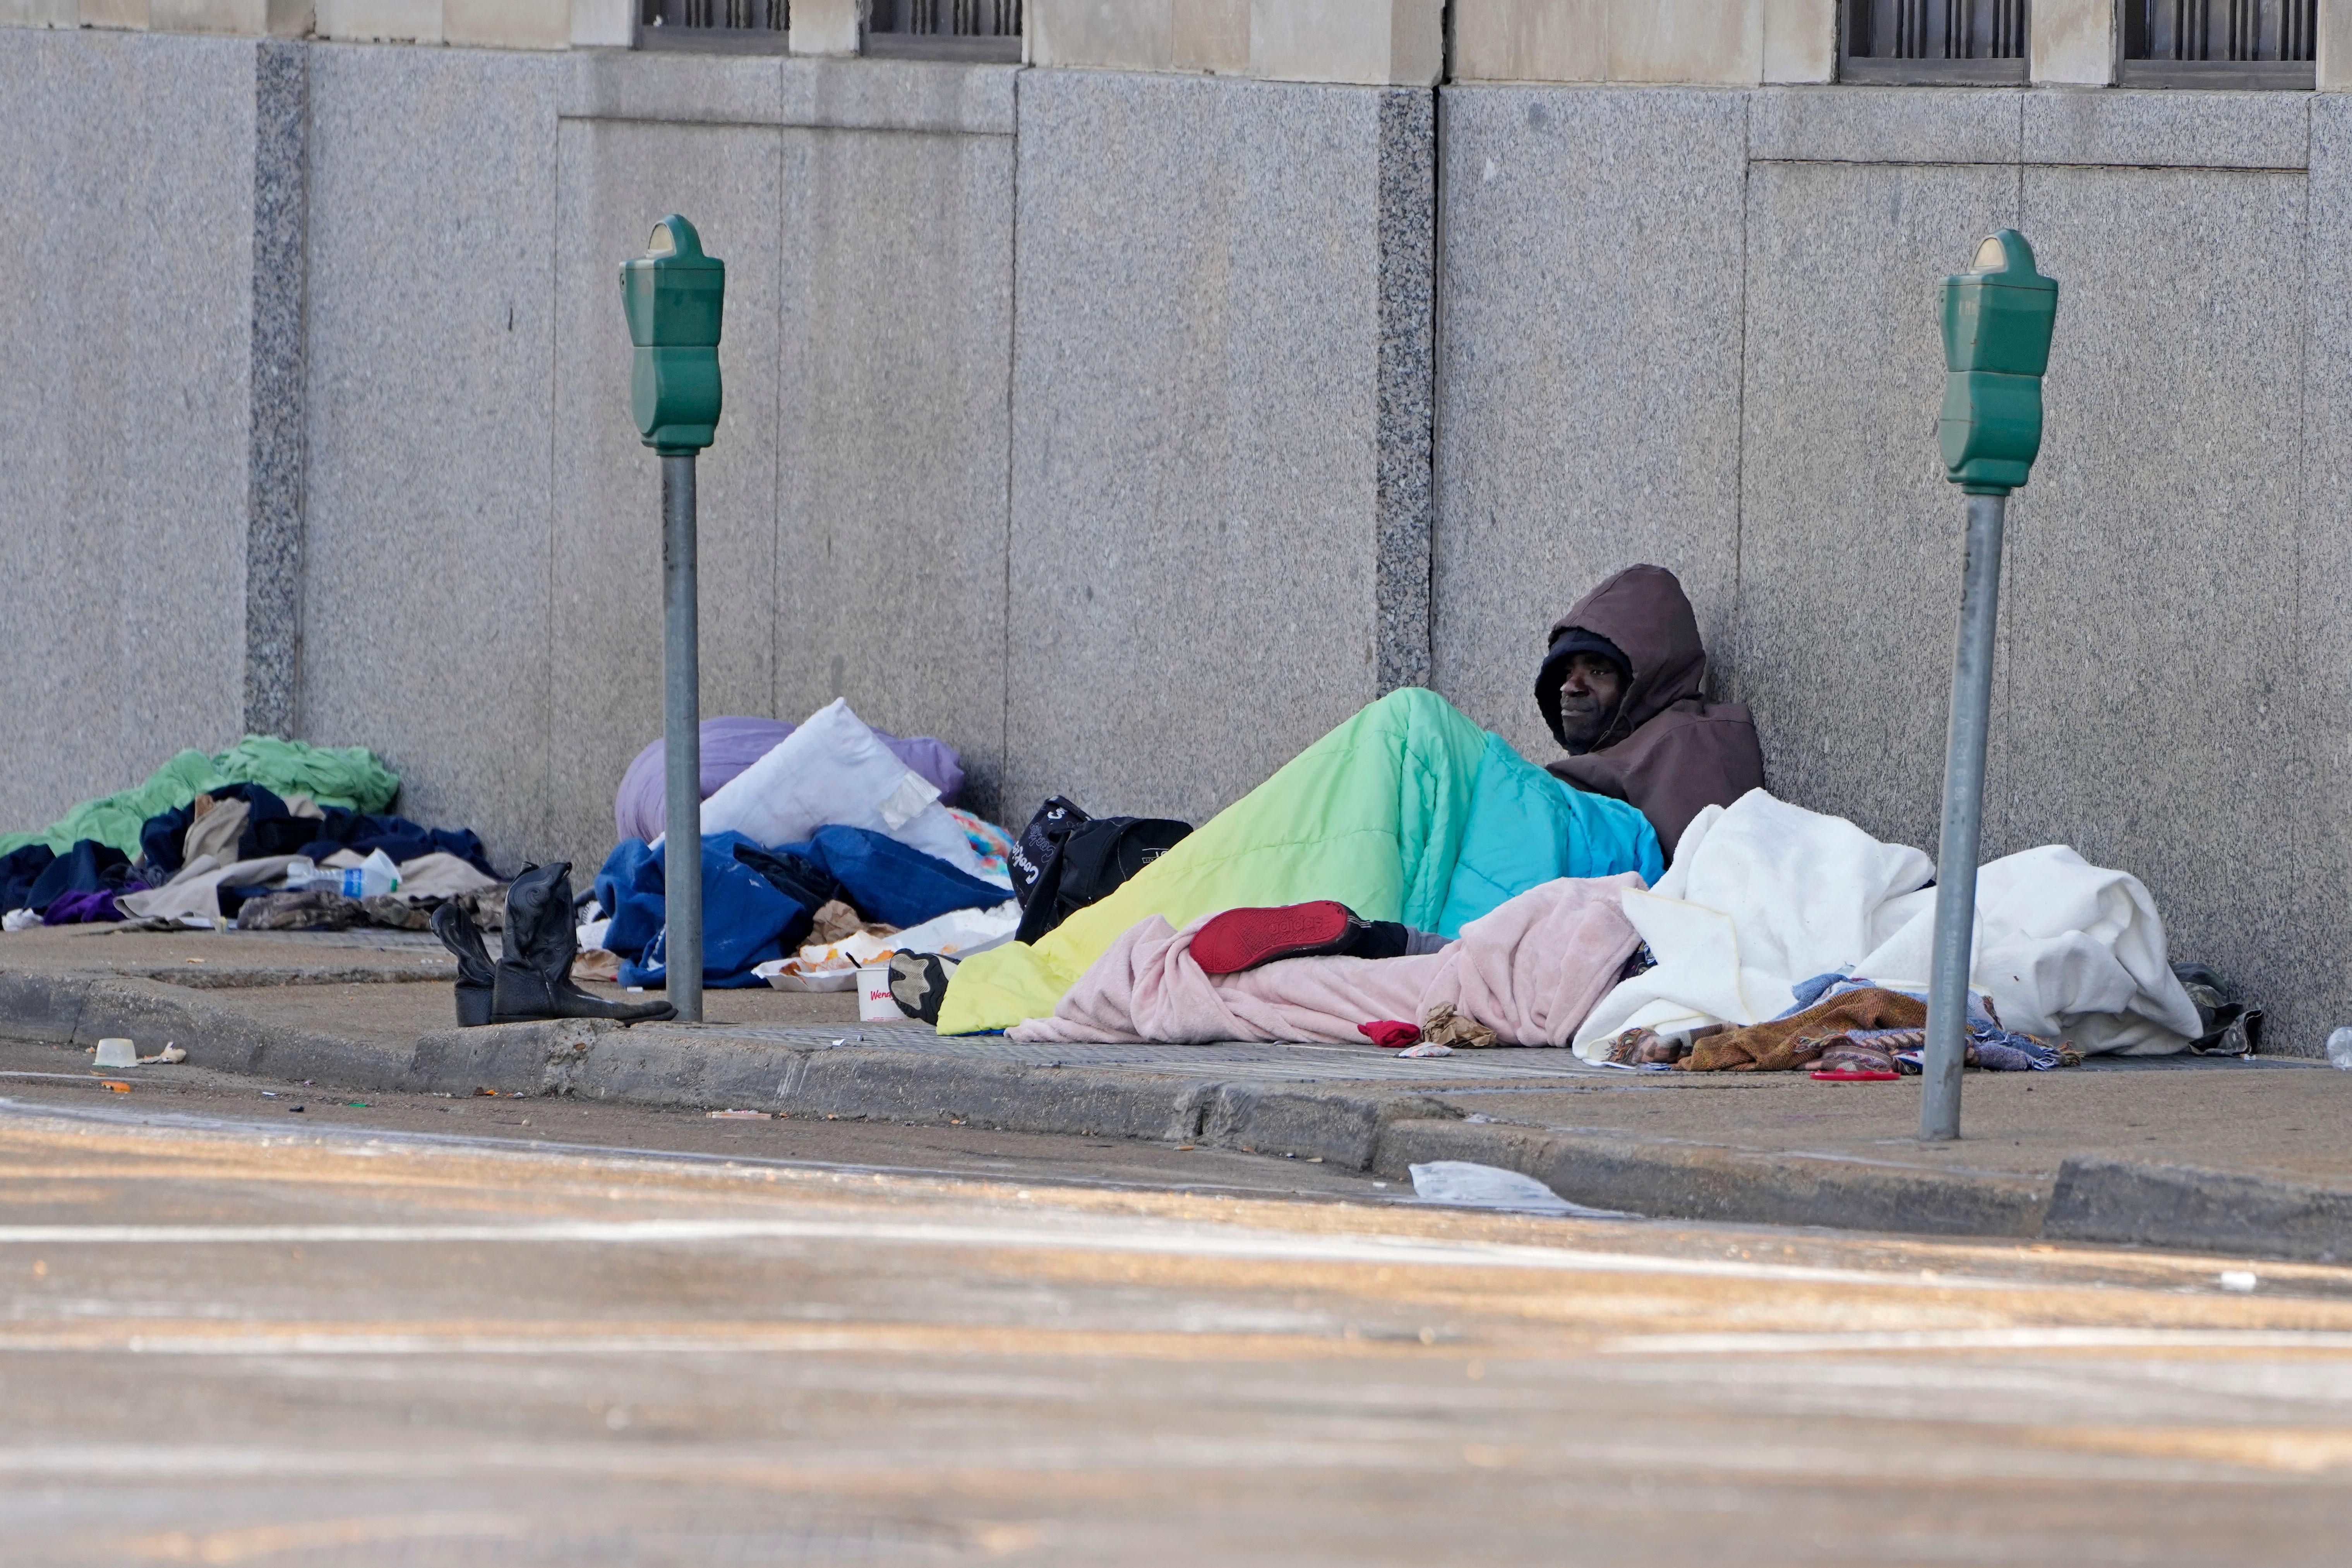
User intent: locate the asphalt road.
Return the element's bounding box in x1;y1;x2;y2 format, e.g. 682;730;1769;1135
3;1080;2351;1566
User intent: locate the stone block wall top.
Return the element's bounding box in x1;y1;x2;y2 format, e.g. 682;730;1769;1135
150;0;313;36
1750;84;2024;163
1029;0;1440;84
1452;0;1839;86
2023;87;2312;170
555;49;1018;132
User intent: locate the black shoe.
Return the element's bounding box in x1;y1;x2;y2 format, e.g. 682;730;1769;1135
492;862;677;1025
888;951;957;1025
430;901;497;1028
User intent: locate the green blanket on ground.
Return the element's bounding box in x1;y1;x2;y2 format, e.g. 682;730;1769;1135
0;736;402;858
936;688;1663;1035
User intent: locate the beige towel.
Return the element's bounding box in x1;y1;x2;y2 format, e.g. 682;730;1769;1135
117;855;298;923
180;797;250;869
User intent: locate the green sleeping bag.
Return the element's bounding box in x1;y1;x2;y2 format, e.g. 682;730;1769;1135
937;687;1662;1034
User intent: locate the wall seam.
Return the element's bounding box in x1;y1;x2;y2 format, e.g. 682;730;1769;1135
770;116;787;730
1372;84;1437;696
999;66;1022;817
1729;89;1753;707
2288;94;2318;1046
242;39;309;744
544;102;564;857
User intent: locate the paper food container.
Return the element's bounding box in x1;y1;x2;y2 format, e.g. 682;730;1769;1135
857;963;901;1022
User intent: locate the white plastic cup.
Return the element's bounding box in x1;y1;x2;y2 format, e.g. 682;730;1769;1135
93;1038;137;1068
857;964;900;1022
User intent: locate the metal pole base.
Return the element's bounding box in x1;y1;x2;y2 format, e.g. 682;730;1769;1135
1921;491;2007;1142
662;452;703;1024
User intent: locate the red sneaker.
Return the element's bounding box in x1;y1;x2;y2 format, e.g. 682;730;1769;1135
1192;901;1359;976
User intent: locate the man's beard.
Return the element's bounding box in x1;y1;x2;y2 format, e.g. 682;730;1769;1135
1556;698;1612;750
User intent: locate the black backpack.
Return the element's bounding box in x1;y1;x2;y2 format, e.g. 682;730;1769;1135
1010;796;1191;946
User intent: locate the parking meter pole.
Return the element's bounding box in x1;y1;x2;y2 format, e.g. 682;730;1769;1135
621;214;725;1026
1921;491;2005;1142
1922;228;2056;1143
661;452;703;1025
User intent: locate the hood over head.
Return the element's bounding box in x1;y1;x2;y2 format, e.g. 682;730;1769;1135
1537;565;1709;752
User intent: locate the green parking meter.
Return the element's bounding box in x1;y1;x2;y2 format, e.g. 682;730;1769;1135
1937;231;2059;495
619;215;727;1023
1922;230;2059;1144
620;214;726;453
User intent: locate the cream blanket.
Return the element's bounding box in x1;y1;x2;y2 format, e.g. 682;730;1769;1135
1571;790;2204;1059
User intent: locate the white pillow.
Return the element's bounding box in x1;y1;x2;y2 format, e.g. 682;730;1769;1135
698;697;989;876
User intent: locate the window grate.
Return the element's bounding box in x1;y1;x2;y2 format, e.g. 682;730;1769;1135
866;0;1022;60
1843;0;2028;83
637;0;788;52
2122;0;2316;86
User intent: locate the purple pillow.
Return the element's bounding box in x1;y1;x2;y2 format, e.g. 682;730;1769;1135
614;715;965;843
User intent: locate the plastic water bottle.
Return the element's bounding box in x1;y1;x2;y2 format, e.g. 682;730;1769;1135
2328;1028;2352;1071
285;849;400;900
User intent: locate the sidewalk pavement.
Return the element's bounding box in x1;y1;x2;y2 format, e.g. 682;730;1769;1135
3;926;2347;1262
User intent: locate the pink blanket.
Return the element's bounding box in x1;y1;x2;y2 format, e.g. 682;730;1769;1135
1007;875;1647;1046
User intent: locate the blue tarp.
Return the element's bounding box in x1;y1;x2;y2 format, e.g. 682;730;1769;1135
789;826;1008;929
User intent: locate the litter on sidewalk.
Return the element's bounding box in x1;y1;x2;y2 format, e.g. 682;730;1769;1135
1408;1162;1636;1220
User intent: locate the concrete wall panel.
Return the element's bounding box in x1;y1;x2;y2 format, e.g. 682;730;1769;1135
300;44;566;869
551;117;784;871
771;122;1015;820
1004;70;1401;826
1735;159;2021;860
2004;166;2308;1035
1431;86;1747;771
0;31;252;834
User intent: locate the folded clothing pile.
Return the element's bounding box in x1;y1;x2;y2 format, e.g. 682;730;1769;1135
137;782;494;881
2;771;503;931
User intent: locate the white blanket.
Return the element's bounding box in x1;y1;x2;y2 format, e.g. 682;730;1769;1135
1571;790;2203;1059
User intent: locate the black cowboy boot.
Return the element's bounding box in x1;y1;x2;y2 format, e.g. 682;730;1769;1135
429;901;497;1027
491;862;677;1025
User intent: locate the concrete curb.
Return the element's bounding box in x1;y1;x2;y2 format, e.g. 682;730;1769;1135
1371;1118;2051;1240
2046;1158;2352;1264
3;976;2348;1263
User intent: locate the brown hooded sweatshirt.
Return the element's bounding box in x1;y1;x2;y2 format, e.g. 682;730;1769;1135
1538;565;1765;859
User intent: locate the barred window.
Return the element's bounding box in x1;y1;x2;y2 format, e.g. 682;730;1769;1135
2122;0;2316;87
866;0;1022;60
637;0;788;53
1842;1;2028;84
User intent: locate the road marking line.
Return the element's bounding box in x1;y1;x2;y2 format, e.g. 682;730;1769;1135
0;1216;2031;1290
1605;1327;2352;1355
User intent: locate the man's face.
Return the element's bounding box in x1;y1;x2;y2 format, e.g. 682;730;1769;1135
1555;652;1626;751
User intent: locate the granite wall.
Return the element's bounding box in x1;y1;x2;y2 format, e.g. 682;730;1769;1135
1001;70;1433;824
0;31;264;834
